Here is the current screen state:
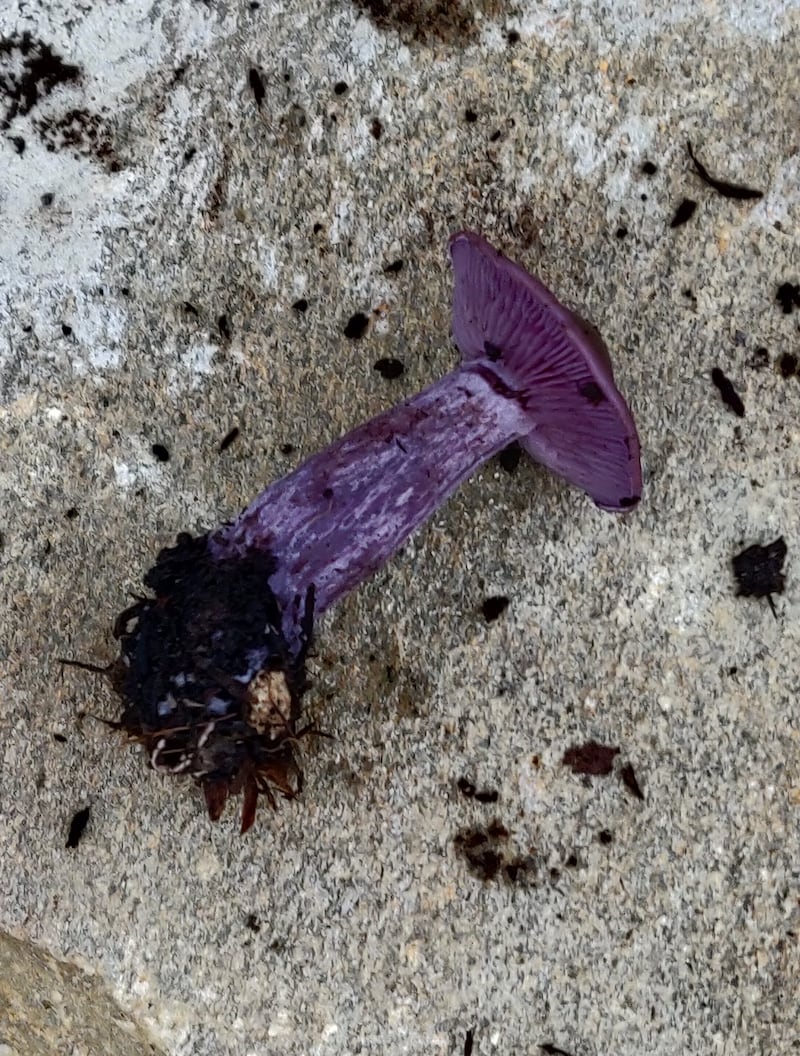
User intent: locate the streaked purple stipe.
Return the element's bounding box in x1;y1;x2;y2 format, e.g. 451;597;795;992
209;230;641;648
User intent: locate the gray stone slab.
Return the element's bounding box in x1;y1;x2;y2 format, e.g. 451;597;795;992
1;1;799;1053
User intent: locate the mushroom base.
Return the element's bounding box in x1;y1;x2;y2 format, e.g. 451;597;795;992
110;531;314;833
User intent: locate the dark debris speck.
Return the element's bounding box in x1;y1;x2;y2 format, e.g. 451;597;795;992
563;740;619;776
481;596;509;622
218;426;240;452
732;537;787;608
66;806;90;848
711;367;745;417
248;67;265;106
777;352;798;378
151;443;170;463
670;198;698;228
776;282;800;314
373;357;404;380
619;762;645;800
344;312;369;339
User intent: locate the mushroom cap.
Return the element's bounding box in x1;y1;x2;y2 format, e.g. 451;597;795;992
449;230;642;512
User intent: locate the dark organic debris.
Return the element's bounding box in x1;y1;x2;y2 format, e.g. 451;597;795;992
292;297;309;313
670;198;698;228
245;913;261;932
373;357;404;379
151;443;169;463
464;1028;475;1056
248;67;265;106
66;806;90;848
481;595;509;622
619;762;644;800
732;537;787;616
711;368;745;417
563;740;619;776
219;426;240;452
776;282;800;315
777;352;798;378
218;314;232;340
454;821;533;884
457;777;498;803
351;0;505;43
687;141;764;201
0;33;81;128
344;312;369;339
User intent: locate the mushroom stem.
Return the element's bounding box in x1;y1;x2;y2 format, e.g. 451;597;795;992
209;365;529;639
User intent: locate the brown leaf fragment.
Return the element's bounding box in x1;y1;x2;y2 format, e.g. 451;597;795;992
562;740;619;776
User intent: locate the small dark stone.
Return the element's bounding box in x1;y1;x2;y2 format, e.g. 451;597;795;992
464;108;478;123
344;312;369;339
280;442;295;455
61;323;72;337
457;777;476;798
615;226;628;239
151;443;170;463
370;117;383;140
41;192;54;206
64;507;79;520
218;314;231;339
641;160;657;175
245;913;261;932
474;788;499;805
383;258;403;274
506;29;520;44
333;80;348;95
598;829;613;845
292;298;308;313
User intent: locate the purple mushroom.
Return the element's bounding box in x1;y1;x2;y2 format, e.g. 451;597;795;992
102;231;641;832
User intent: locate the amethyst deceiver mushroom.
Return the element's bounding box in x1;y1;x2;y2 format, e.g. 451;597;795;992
104;231;641;832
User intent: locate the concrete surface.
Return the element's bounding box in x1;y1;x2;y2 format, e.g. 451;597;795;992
1;1;799;1054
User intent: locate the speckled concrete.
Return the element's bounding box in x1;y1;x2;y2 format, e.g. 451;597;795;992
1;1;799;1054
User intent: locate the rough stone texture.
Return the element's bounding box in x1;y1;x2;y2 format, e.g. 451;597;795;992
1;1;799;1054
0;931;164;1055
